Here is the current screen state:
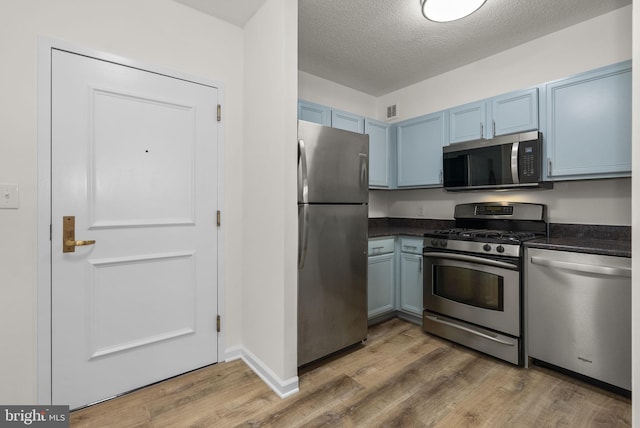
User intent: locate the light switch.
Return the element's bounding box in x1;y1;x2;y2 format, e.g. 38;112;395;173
0;184;19;209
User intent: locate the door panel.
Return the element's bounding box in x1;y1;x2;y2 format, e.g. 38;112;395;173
51;49;218;409
88;252;196;359
91;88;196;226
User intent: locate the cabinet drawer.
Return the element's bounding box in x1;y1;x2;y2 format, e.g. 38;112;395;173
400;237;423;254
368;238;395;255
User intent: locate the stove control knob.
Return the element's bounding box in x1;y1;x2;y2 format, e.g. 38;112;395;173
496;245;505;253
431;239;438;246
483;244;491;252
439;239;448;247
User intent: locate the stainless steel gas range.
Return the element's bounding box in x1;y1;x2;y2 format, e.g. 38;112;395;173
422;202;547;365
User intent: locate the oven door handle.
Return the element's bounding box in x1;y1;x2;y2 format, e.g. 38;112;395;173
423;252;518;270
425;315;516;346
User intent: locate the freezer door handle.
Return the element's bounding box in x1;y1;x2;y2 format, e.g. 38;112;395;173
298;204;309;269
298;139;309;204
530;256;631;278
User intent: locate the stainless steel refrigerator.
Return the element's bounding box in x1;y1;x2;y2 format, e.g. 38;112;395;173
297;120;369;367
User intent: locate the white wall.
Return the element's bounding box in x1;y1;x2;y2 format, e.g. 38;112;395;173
0;0;245;404
376;178;631;225
298;71;378;118
300;7;633;226
631;0;639;425
379;6;632;226
340;6;631;225
243;0;299;392
377;6;632;121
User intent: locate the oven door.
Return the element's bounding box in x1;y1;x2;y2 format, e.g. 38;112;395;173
423;251;520;337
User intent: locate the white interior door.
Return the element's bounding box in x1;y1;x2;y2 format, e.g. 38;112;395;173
51;49;219;409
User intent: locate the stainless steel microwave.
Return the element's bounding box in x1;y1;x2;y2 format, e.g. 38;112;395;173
443;131;552;191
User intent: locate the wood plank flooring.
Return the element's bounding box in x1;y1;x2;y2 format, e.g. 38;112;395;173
70;318;631;427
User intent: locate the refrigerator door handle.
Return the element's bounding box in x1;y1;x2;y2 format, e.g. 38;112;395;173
359;153;368;192
298;139;309;204
298;204;309;269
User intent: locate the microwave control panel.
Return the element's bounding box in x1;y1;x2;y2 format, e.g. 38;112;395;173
518;140;541;182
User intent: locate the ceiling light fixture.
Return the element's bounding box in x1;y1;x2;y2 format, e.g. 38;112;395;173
421;0;487;23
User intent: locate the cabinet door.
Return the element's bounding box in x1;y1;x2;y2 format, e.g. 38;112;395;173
448;100;486;143
365;118;390;188
298;100;331;126
492;88;538;136
332;109;364;133
399;253;423;316
397;112;445;187
546;62;631;179
368;253;395;319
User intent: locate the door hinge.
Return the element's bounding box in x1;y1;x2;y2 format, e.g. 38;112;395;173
216;210;221;227
216;315;221;333
217;104;221;122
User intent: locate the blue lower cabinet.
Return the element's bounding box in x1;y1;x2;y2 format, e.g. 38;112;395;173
398;238;423;317
367;238;395;319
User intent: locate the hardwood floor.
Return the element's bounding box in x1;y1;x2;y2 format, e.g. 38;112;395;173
70;318;631;427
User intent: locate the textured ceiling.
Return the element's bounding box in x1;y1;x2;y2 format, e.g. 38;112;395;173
299;0;631;96
174;0;632;97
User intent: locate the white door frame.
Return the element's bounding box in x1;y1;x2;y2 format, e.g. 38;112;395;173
36;36;225;405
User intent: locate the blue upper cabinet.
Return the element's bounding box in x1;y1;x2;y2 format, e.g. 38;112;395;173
298;99;331;126
397;111;446;187
545;61;631;180
492;88;538;136
448;88;539;144
331;109;365;133
448;101;487;143
365;118;392;188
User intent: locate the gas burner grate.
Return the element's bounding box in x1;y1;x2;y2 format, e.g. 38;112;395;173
425;229;542;244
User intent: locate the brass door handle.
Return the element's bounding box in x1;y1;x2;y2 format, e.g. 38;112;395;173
63;216;96;253
65;239;96;247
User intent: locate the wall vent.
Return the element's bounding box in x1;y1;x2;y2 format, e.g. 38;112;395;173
386;104;399;120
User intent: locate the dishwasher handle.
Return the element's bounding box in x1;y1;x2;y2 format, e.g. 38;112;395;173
530;256;631;278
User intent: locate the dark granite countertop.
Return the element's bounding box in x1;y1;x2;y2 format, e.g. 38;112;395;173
524;223;631;258
369;218;631;258
524;237;631;258
368;218;455;238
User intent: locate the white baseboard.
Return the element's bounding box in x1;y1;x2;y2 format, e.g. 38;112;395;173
224;346;299;398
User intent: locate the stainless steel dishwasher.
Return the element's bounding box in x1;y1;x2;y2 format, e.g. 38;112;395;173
526;247;631;391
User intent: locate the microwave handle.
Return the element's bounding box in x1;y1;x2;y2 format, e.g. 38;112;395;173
510;142;520;184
